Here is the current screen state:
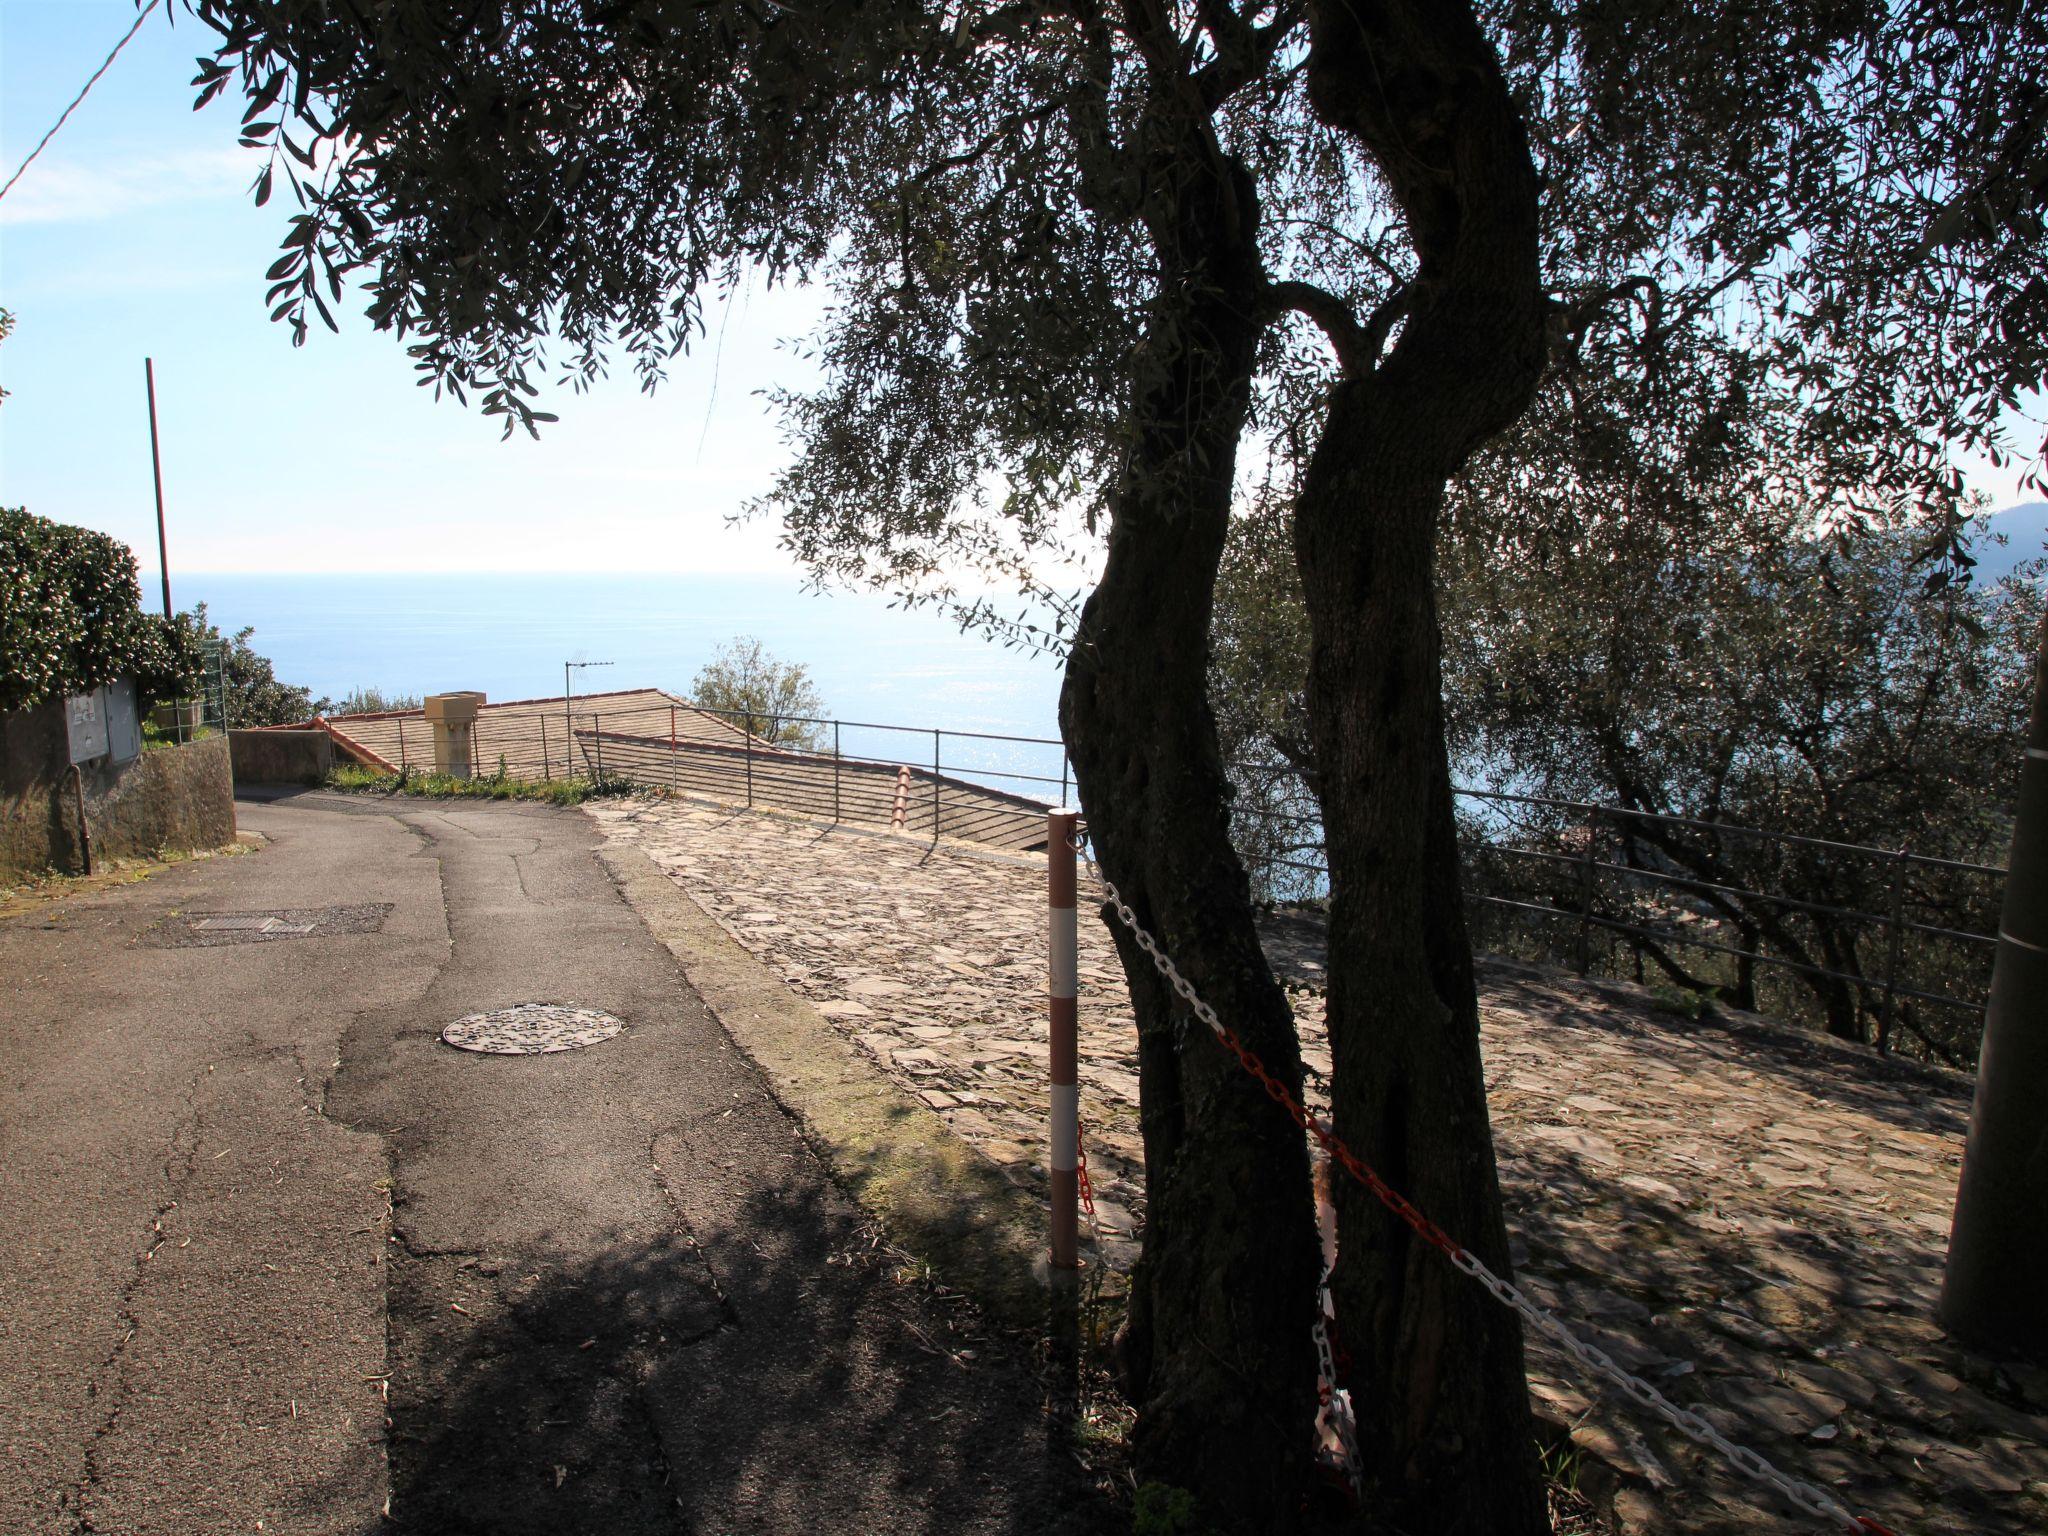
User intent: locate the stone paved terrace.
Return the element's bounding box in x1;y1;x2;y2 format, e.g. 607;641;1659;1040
587;794;2048;1536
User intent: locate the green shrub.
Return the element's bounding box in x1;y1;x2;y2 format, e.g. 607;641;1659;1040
325;763;633;807
0;507;199;713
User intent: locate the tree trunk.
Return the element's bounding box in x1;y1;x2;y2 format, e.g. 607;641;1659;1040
1060;138;1321;1529
1942;606;2048;1365
1295;1;1550;1529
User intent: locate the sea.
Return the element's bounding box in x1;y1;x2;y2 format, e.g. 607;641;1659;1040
175;571;1073;798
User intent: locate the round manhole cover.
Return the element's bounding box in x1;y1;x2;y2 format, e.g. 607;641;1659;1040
441;1004;624;1055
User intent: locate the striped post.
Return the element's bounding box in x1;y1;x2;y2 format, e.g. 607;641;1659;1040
1048;808;1081;1269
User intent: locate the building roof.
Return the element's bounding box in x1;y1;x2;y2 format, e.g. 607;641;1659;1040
293;688;1051;852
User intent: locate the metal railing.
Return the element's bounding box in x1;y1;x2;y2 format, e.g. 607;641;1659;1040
151;638;229;745
1225;765;2003;1062
537;702;1071;849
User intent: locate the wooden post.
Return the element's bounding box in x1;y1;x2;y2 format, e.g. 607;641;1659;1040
1575;811;1598;976
1049;809;1081;1269
1944;611;2048;1364
145;358;172;621
1878;848;1908;1055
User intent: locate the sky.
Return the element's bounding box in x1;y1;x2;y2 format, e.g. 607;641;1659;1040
0;0;837;576
1;1;2041;583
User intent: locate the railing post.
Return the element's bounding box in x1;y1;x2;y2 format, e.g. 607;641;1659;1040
539;713;549;779
745;719;754;808
669;705;678;796
1048;808;1081;1269
1060;751;1069;809
833;720;842;825
397;717;408;773
932;728;942;844
592;714;604;782
1879;847;1909;1054
1576;811;1598;976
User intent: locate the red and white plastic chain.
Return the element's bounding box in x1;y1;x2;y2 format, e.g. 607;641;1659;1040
1073;840;1898;1536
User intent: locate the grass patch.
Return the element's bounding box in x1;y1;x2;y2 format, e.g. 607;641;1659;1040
0;840;253;920
324;761;634;807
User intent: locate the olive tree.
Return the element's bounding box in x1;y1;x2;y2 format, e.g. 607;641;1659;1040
189;0;2048;1525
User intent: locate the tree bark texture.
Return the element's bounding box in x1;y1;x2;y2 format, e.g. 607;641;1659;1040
1060;120;1322;1531
1942;606;2048;1366
1295;2;1550;1530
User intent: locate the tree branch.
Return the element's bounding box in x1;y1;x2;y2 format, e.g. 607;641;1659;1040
1267;278;1380;375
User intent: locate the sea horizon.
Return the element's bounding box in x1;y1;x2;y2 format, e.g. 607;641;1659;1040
166;569;1073;793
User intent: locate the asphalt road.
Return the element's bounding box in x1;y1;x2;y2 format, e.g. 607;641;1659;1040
1;791;1106;1536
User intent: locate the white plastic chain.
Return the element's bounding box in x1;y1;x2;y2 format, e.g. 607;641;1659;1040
1312;1259;1365;1495
1076;839;1877;1535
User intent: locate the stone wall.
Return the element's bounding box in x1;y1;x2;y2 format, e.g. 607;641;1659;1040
1;700;236;878
230;729;334;786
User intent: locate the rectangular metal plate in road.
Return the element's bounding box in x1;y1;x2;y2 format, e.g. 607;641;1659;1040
146;903;395;948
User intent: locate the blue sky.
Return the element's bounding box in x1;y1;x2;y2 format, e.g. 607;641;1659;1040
0;0;831;576
1;1;2039;583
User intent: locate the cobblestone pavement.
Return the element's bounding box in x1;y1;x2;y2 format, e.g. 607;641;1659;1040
589;796;2048;1536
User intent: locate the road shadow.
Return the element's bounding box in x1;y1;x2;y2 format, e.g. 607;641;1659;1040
380;1173;1117;1536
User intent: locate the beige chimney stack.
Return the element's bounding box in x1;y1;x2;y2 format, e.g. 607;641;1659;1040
422;692;486;778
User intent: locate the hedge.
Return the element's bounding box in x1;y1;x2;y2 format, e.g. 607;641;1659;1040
0;507;201;714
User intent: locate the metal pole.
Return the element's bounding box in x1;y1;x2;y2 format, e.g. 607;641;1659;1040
931;728;942;844
565;663;573;770
145;358;172;620
540;713;549;779
669;704;678;795
833;720;842;825
397;717;407;773
1060;751;1069;809
1878;848;1908;1054
745;720;753;808
1048;808;1081;1269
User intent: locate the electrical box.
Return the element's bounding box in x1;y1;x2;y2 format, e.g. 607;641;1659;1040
65;678;142;766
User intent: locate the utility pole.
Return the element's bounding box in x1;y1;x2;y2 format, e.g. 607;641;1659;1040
145;358;171;619
1942;607;2048;1365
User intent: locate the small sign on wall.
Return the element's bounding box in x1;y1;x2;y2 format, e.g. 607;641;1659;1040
66;691;108;764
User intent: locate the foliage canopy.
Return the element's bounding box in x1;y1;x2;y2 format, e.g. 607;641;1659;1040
0;507;201;714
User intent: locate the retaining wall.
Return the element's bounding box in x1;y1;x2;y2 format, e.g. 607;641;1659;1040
230;729;334;786
1;700;236;878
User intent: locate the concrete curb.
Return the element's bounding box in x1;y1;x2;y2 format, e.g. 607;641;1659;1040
598;838;1056;1332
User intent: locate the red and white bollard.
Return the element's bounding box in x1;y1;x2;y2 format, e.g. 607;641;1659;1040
1048;808;1081;1268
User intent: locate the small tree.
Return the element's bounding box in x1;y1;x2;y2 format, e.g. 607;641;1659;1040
689;638;826;749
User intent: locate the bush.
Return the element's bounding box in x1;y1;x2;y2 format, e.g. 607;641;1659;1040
0;507;199;713
335;687;421;715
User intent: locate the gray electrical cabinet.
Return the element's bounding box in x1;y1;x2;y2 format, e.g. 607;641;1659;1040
66;677;142;766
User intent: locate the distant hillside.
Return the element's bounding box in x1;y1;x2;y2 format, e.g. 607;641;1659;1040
1965;501;2048;584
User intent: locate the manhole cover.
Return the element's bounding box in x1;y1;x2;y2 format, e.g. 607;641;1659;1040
441;1004;624;1055
148;903;393;947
